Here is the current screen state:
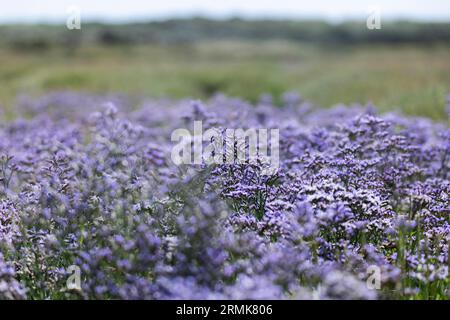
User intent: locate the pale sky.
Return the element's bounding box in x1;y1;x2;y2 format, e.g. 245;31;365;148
1;0;450;23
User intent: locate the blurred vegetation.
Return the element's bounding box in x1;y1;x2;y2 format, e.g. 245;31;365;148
1;18;450;48
0;19;449;120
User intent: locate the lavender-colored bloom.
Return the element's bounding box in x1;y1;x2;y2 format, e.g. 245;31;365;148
0;91;448;300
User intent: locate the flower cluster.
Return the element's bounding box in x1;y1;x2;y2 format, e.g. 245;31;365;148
0;91;448;299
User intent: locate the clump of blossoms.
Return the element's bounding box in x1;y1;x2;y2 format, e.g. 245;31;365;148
0;91;448;300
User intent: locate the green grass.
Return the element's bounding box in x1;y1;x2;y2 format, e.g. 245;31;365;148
1;41;449;119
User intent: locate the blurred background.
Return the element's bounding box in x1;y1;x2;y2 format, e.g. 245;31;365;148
0;0;449;119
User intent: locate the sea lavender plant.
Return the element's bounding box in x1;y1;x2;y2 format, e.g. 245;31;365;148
0;91;448;300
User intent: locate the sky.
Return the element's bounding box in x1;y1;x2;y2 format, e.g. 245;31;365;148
1;0;450;23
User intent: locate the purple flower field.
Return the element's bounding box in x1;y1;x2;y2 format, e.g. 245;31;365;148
0;91;448;300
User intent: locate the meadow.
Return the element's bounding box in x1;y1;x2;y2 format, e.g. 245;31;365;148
0;20;449;300
1;41;449;120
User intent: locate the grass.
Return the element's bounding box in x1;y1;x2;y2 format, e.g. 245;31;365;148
0;40;449;119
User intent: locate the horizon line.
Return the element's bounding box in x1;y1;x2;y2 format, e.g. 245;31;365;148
1;14;449;25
